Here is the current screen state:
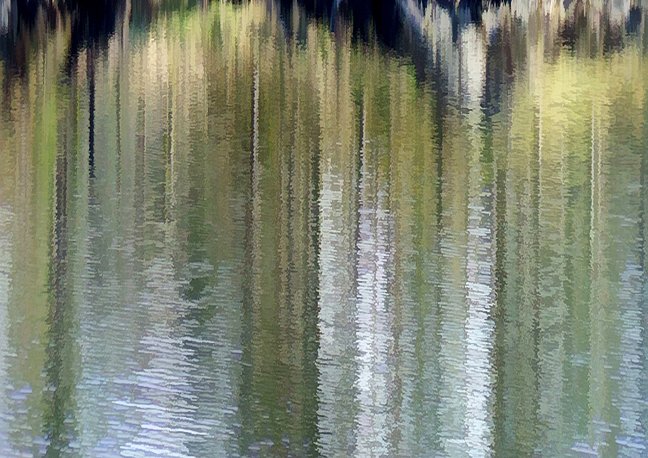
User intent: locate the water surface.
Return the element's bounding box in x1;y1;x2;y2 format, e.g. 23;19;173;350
0;0;647;456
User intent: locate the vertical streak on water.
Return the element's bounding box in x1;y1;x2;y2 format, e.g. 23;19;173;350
491;92;515;456
641;110;648;447
434;18;481;456
534;62;568;453
75;38;117;455
88;47;96;179
316;147;356;456
315;109;337;458
315;39;358;456
461;26;495;458
251;44;260;244
588;101;605;453
239;35;261;454
463;162;495;457
43;71;78;455
617;256;644;451
0;206;12;452
115;48;122;195
437;120;467;456
611;98;647;453
164;37;176;228
129;35;191;457
354;100;394;457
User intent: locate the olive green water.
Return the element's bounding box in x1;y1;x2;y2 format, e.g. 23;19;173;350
0;0;647;456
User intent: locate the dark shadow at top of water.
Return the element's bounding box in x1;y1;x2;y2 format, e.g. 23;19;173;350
0;0;645;81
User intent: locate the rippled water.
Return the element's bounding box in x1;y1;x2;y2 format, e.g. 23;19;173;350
0;0;647;456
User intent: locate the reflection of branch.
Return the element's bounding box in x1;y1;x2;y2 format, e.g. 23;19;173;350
44;84;76;455
88;46;96;179
251;46;260;245
641;109;647;275
253;59;259;188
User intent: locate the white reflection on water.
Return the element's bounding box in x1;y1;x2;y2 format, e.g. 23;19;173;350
354;111;396;457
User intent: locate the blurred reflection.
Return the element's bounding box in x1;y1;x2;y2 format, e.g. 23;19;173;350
0;0;647;456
